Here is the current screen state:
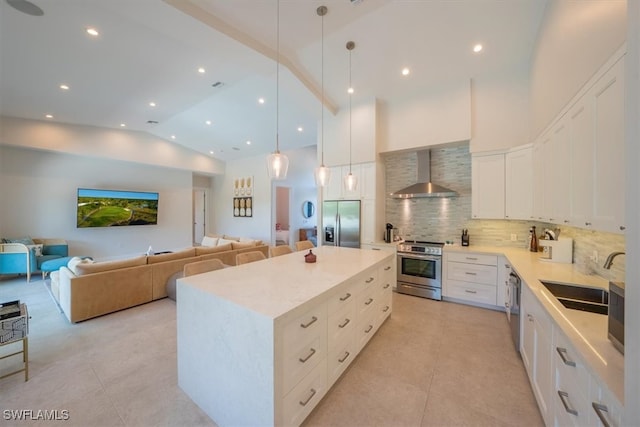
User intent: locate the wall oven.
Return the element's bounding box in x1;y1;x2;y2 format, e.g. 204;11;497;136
396;241;443;301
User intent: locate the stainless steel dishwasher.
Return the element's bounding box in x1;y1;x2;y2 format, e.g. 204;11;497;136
507;268;521;353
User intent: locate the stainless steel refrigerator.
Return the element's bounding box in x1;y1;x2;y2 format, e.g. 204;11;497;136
322;200;361;248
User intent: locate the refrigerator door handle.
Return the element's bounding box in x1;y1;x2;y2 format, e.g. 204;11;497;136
335;213;340;246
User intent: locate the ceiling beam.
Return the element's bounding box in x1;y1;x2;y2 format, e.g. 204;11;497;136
164;0;338;116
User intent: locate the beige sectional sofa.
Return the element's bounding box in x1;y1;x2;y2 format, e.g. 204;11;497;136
53;242;268;323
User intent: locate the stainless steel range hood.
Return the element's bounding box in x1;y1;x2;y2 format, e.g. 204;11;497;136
390;150;457;198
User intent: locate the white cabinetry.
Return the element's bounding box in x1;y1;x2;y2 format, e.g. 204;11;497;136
505;145;534;220
521;284;554;426
323;164;362;201
472;152;505;219
443;252;499;307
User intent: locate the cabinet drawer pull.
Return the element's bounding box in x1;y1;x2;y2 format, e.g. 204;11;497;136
338;318;351;328
465;257;478;261
620;225;626;231
299;388;317;407
384;266;391;271
338;351;350;363
339;293;352;301
365;277;375;283
300;316;318;329
365;298;374;305
558;391;578;416
364;325;373;333
465;290;477;294
372;248;381;251
592;402;612;427
556;347;576;367
527;314;534;322
383;283;390;289
382;305;390;313
299;348;316;363
464;272;477;276
564;220;570;223
585;222;592;226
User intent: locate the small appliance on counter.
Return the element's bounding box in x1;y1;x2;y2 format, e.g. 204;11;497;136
538;238;573;263
385;223;394;243
461;229;469;246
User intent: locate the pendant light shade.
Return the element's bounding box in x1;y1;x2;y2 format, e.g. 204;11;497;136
344;41;357;192
267;0;289;180
314;5;330;188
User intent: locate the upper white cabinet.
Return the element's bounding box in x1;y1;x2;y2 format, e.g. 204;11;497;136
472;152;505;219
591;58;625;233
323;164;362;201
505;145;533;220
531;53;626;234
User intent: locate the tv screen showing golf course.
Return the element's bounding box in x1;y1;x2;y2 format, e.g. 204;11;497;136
77;188;159;228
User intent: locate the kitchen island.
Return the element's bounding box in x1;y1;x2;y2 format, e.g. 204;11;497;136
176;246;395;426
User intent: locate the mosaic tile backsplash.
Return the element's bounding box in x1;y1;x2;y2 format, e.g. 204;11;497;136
383;144;626;282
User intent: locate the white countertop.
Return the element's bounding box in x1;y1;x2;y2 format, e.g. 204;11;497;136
178;245;391;321
445;245;624;403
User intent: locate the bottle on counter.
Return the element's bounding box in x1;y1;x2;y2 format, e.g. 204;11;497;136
529;226;538;252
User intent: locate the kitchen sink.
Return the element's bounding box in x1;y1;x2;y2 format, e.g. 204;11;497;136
540;280;608;315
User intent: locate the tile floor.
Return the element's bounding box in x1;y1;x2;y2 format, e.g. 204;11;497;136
0;276;543;426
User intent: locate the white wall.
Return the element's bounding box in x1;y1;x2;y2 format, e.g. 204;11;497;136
211;145;318;245
624;1;639;423
0;146;194;260
529;0;627;138
0;116;225;175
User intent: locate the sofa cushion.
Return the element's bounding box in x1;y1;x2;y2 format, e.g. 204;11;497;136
201;236;219;247
74;256;147;275
147;248;196;264
195;243;233;256
231;241;256;250
223;235;241;242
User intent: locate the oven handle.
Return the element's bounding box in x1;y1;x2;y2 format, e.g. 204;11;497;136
397;253;441;262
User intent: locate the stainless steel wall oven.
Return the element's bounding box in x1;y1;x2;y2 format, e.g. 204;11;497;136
396;241;443;300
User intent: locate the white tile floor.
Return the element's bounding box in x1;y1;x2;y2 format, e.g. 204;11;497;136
0;276;543;426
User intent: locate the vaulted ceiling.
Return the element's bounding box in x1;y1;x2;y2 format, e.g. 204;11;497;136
0;0;547;161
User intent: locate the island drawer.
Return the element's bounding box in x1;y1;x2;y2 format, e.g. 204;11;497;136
327;279;358;315
282;358;327;426
356;310;377;352
328;301;357;348
353;267;378;291
283;304;327;351
282;334;327;394
356;287;378;320
328;337;356;386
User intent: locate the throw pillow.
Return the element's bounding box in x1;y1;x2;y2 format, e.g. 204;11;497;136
67;257;94;275
26;244;44;257
201;236;218;247
9;236;35;245
217;238;236;246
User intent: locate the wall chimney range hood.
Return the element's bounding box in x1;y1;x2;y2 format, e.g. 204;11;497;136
390;150;457;198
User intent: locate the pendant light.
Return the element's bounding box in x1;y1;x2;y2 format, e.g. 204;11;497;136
266;0;289;180
314;5;331;188
344;41;357;192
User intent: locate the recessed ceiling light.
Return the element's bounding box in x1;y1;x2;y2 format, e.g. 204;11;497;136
59;84;69;90
171;135;176;140
347;87;354;94
45;114;53;119
209;150;214;155
258;98;265;104
246;140;251;145
86;28;99;37
205;120;212;125
120;123;126;127
149;102;156;107
401;67;410;76
297;127;303;132
198;67;206;74
473;44;483;53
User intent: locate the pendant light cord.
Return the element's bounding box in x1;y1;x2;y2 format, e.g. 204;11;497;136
275;0;280;153
348;44;352;174
320;8;325;166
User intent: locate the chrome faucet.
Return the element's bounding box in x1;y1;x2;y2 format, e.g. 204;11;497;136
603;251;625;269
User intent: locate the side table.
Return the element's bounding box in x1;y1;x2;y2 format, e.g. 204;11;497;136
0;303;29;381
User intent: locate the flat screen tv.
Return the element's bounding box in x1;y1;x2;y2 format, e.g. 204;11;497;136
77;188;159;228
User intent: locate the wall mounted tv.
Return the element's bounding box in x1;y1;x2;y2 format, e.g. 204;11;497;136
77;188;159;228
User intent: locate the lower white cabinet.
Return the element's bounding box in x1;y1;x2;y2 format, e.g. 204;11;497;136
443;251;499;307
521;283;623;427
521;284;554;426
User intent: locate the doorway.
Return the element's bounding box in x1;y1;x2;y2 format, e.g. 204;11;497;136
193;189;206;245
275;186;291;246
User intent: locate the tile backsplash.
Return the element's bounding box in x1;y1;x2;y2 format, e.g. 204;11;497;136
383;143;626;282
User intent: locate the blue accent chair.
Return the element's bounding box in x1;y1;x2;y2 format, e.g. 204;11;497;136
0;238;68;282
